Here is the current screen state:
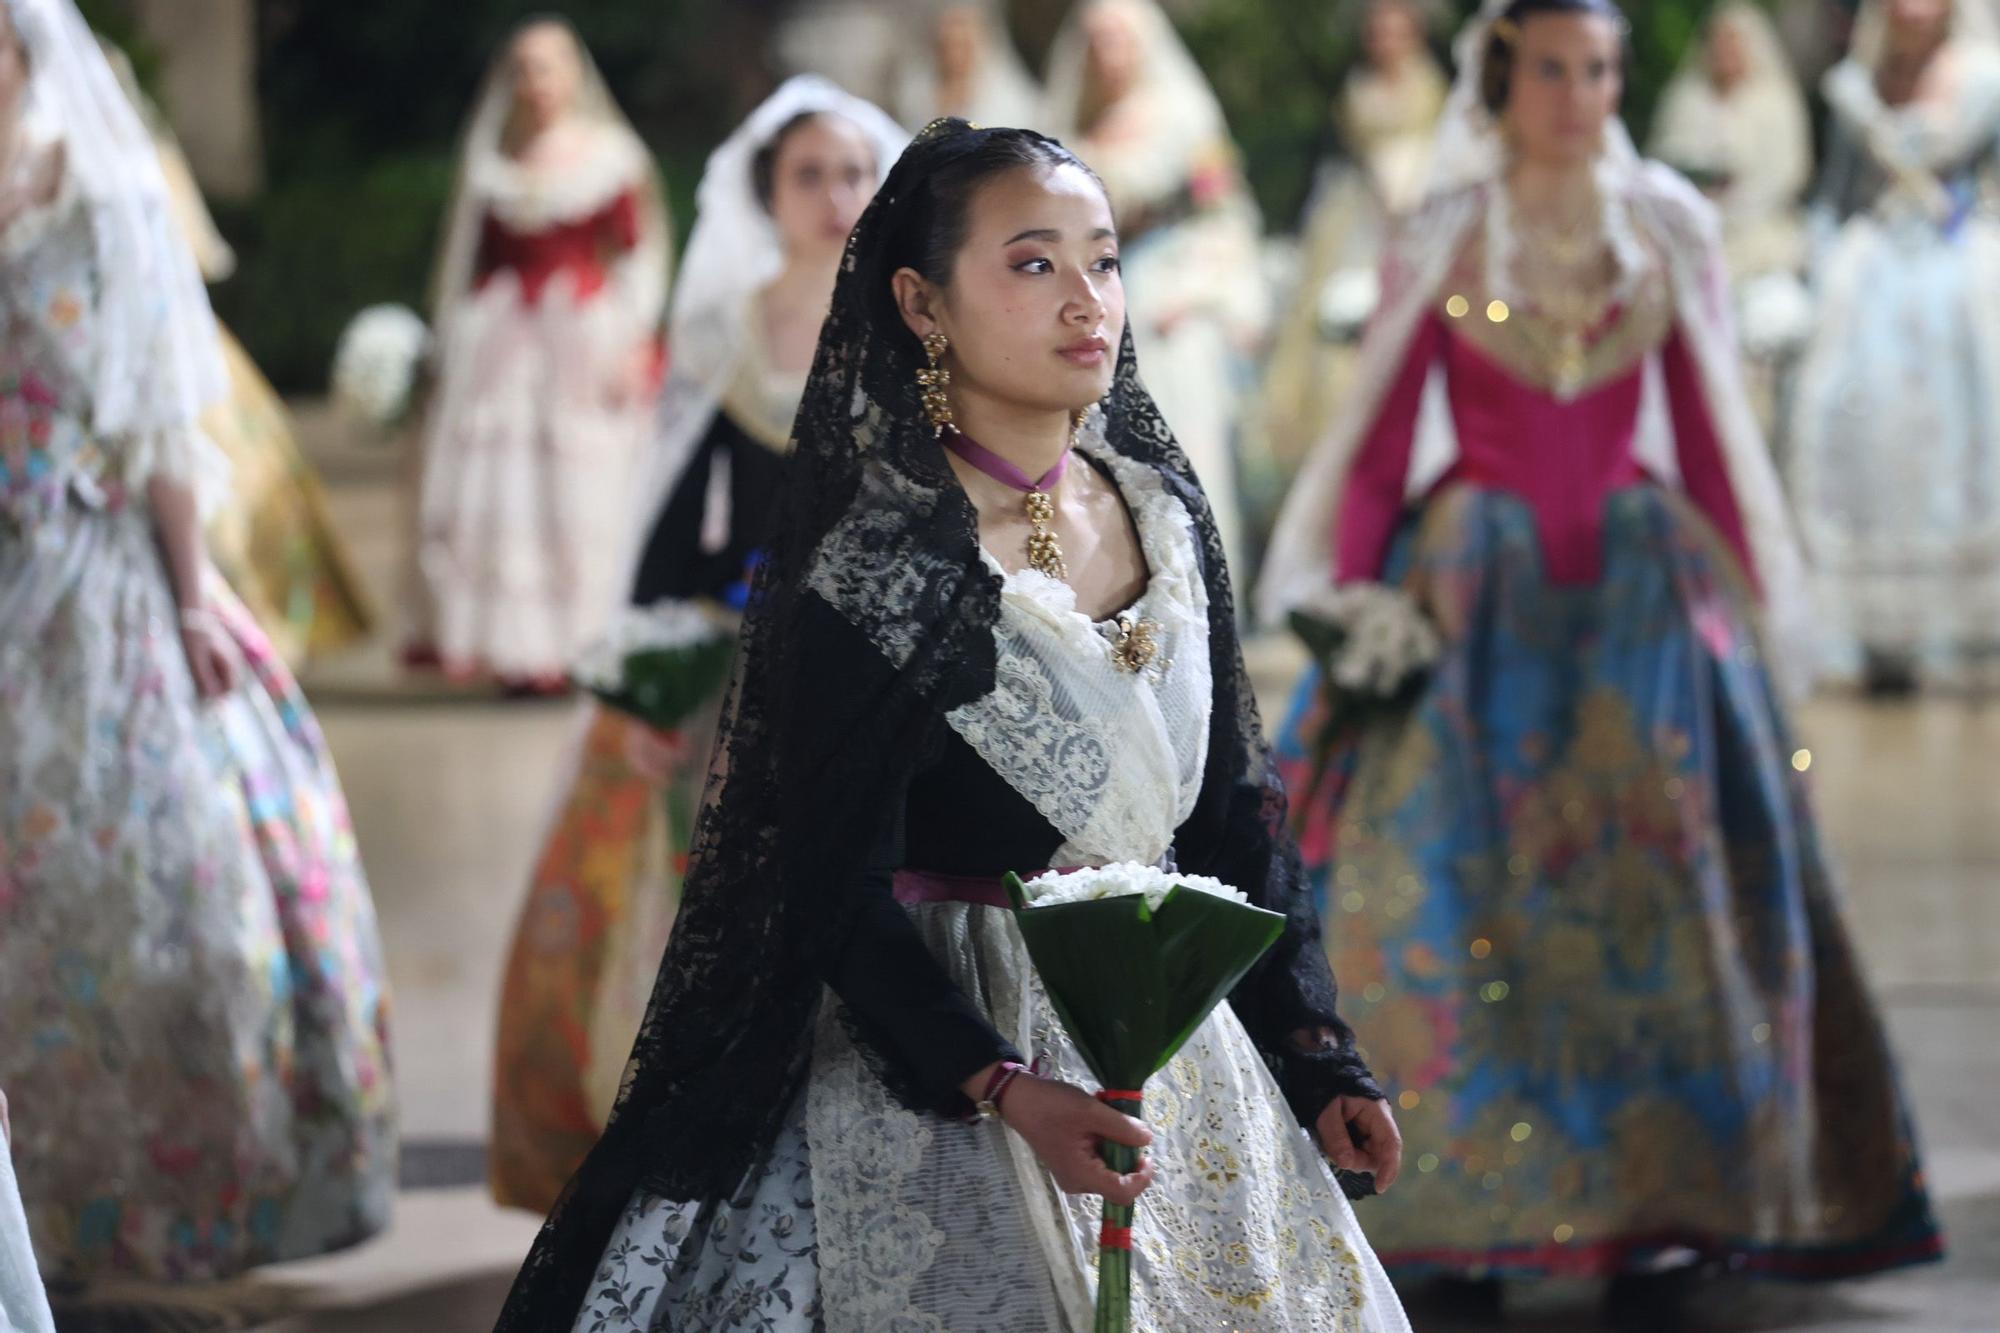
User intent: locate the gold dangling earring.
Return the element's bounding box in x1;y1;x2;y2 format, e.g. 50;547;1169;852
918;332;955;438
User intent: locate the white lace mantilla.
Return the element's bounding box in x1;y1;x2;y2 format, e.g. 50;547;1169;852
945;445;1213;869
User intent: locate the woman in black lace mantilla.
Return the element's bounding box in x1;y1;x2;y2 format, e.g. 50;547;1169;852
498;118;1408;1333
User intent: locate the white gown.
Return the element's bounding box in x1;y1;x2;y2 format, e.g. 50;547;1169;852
572;447;1408;1332
0;1123;55;1333
1790;45;2000;684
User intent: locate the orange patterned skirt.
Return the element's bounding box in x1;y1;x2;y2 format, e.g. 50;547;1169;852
489;702;710;1213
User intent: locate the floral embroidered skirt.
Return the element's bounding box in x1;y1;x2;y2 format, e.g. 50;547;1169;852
0;503;395;1282
1276;485;1943;1279
573;903;1410;1332
491;699;712;1214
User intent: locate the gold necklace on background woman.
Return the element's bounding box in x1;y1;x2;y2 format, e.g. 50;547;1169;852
1509;202;1618;398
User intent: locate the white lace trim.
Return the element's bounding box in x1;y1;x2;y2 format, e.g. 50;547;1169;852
946;439;1213;868
468;124;649;233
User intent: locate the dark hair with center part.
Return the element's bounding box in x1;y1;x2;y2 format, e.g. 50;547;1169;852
868;124;1105;349
751;110;826;212
1480;0;1628;114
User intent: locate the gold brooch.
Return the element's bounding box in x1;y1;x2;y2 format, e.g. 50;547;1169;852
1109;613;1166;676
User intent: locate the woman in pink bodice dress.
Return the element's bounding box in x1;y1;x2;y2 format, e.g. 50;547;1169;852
1260;1;1941;1324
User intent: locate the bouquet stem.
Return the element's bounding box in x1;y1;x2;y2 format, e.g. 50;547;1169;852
1094;1091;1144;1333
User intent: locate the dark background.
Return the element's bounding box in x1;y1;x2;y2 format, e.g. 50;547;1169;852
76;1;1838;390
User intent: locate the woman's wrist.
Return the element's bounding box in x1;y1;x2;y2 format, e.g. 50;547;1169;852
179;604;224;635
962;1060;1031;1123
960;1061;1007;1105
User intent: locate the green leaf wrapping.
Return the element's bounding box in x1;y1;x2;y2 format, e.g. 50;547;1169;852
1002;875;1285;1092
586;635;736;734
1004;874;1284;1333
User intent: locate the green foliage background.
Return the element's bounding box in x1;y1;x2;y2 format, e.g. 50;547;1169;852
82;0;1790;389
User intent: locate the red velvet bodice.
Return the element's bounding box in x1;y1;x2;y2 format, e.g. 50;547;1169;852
473;189;640;305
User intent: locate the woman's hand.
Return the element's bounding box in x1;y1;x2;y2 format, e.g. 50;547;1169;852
972;1069;1156;1207
1316;1094;1403;1192
621;721;686;785
607;340;659;408
179;606;238;701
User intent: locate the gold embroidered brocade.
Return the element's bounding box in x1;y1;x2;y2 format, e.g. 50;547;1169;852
1439;229;1675;399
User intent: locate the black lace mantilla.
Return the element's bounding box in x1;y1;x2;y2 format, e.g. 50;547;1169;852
496;119;1380;1328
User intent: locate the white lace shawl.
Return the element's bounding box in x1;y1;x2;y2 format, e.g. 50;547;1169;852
945;442;1213;868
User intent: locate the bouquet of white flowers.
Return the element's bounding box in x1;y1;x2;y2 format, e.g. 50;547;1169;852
1736;271;1816;360
573;601;735;737
1316;266;1382;343
1004;863;1283;1333
1289;582;1441;756
330;304;430;432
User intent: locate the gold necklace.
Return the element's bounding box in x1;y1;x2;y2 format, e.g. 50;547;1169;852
942;414;1087;584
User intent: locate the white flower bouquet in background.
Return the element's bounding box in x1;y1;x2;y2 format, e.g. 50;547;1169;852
573;600;735;737
1316;266;1382;343
330;304;430;432
1736;271;1816;360
1289;581;1441;757
1003;863;1284;1333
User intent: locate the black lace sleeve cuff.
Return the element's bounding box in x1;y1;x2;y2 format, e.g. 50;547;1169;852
1269;1038;1386;1128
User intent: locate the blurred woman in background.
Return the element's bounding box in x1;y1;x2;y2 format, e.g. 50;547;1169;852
1791;0;2000;691
407;18;671;694
895;2;1040;131
1252;0;1449;533
1650;3;1814;283
488;76;905;1215
1044;0;1268;574
1650;3;1816;443
1262;0;1941;1324
0;0;393;1283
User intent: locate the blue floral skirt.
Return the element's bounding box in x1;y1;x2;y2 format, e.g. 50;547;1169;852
1276;485;1942;1279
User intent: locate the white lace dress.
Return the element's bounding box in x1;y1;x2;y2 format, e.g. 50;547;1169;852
573;450;1408;1332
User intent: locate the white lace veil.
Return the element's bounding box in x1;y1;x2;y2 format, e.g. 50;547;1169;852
1258;0;1817;695
1041;0;1230;169
1664;3;1805;99
617;75;906;601
1425;0;1641;196
1654;4;1810;147
7;0;225;437
894;2;1041;131
1850;0;2000;66
97;38;236;283
427;18;668;332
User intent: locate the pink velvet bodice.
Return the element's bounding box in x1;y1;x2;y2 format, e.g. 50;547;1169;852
1334;310;1755;590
